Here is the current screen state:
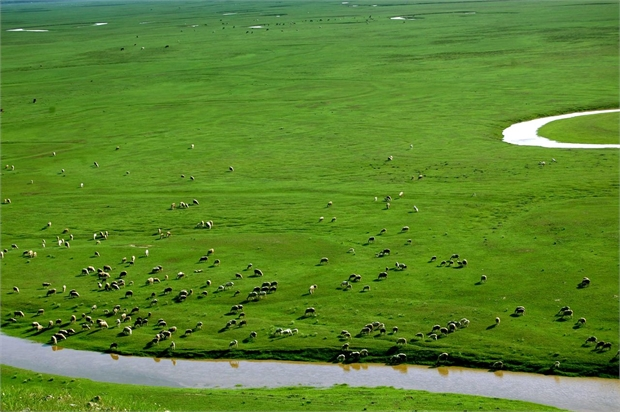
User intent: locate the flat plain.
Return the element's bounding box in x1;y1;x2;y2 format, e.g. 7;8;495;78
1;0;618;385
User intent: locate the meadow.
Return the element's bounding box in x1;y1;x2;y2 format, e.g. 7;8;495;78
1;0;618;386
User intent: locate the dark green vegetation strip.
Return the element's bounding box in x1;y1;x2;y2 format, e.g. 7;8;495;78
538;112;619;145
0;365;565;411
1;0;618;381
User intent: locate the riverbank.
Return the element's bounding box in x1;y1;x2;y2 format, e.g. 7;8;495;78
1;333;619;411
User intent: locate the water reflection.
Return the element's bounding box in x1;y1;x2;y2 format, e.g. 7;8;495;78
110;353;119;361
437;367;449;377
392;364;408;374
154;357;161;363
51;346;63;352
493;370;503;378
229;361;239;369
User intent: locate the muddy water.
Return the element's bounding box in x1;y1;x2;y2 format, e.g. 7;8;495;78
1;334;618;411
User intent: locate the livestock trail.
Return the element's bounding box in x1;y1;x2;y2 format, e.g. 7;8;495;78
1;0;618;379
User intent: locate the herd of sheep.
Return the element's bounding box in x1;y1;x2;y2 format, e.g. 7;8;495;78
1;152;617;374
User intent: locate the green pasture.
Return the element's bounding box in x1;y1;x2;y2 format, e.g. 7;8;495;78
1;0;618;380
0;365;564;411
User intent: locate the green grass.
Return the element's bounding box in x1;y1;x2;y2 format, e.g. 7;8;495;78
1;0;618;383
0;365;565;411
538;112;619;144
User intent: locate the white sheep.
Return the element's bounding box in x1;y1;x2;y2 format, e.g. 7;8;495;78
229;339;238;348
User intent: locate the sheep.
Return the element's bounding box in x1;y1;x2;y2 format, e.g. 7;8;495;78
377;272;388;280
401;226;409;232
229;166;234;172
514;306;525;316
304;307;316;316
123;326;132;336
415;332;424;340
562;309;574;319
439;327;449;335
492;361;503;370
413;205;419;212
480;275;487;283
431;324;442;332
553;361;560;369
585;336;597;344
380;228;387;234
392;326;399;334
229;339;238;348
396;337;407;346
98;320;109;328
213;259;221;266
602;342;613;351
319;257;329;264
309;284;317;294
337;354;346;363
249;331;258;339
579;277;591;288
70;315;76;323
362;285;371;292
368;236;375;243
428;333;438;340
437;352;449;362
495;317;501;325
595;341;606;350
170;341;176;350
125;290;134;298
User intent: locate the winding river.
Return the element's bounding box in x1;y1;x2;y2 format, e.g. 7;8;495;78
502;109;620;148
1;333;618;411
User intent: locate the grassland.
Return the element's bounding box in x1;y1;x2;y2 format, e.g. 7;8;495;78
1;0;618;383
0;365;565;411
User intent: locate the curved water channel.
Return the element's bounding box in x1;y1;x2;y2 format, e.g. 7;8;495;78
1;333;618;411
502;109;620;148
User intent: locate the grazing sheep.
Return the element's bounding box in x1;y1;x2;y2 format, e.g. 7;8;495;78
304;307;316;316
309;284;317;294
480;275;487;283
553;361;560;369
249;331;258;339
495;317;501;325
362;285;371;292
327;201;333;207
401;226;409;232
602;342;613;351
123;326;132;336
439;327;449;335
213;259;221;266
69;290;80;298
396;337;407;346
431;324;441;333
428;333;438;340
170;341;176;350
413;205;419;212
585;336;598;345
514;306;525;316
377;272;388;280
229;339;238;348
562;309;574;319
380;228;387;234
415;332;424;340
331;217;337;222
437;352;449;362
254;269;264;277
392;326;399;334
319;257;329;264
125;290;134;298
579;277;591;288
229;166;234;172
368;236;375;243
492;361;503;370
337;354;346;363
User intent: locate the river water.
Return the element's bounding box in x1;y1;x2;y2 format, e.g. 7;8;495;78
1;333;618;411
